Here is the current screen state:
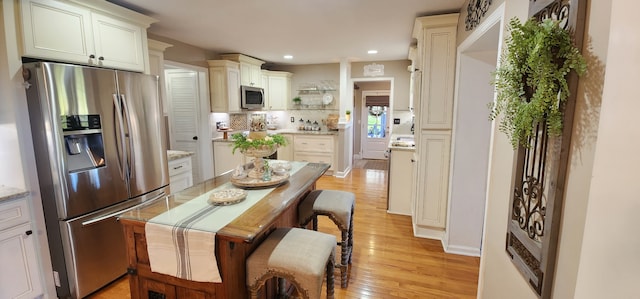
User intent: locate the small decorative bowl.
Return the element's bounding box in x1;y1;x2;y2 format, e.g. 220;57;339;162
272;169;287;176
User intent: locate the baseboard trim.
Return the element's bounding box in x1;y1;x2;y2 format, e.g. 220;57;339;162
443;244;481;257
335;166;352;178
412;224;445;240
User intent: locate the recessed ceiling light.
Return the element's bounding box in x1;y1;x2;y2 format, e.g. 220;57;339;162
284;55;293;59
368;50;378;54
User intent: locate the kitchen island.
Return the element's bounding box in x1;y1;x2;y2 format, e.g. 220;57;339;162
118;161;330;299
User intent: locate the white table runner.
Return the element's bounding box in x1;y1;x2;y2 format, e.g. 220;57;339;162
145;161;305;283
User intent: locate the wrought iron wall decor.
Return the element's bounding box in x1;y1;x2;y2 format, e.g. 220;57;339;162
465;0;492;31
504;0;587;298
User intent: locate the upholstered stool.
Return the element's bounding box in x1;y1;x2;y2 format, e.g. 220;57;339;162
246;227;336;299
298;190;355;288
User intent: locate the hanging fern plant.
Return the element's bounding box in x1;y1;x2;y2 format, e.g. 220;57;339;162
490;18;587;148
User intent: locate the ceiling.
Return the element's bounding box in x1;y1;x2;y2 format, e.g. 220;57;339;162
107;0;465;65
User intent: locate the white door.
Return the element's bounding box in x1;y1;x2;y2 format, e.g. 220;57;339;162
166;68;213;184
362;91;391;159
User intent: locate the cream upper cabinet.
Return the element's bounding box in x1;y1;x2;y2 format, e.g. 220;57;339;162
413;15;458;130
262;70;292;111
220;53;265;87
208;60;241;113
19;0;155;72
147;39;172;113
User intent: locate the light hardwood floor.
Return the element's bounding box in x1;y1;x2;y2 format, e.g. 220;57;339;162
88;168;480;299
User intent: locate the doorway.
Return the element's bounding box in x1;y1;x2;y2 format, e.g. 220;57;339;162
164;61;213;184
351;78;393;160
445;8;503;256
361;90;391;159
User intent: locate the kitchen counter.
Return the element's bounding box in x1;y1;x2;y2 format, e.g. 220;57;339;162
0;186;29;203
388;134;416;152
167;150;194;161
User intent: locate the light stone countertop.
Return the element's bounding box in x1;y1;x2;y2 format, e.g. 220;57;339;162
0;186;29;203
388;134;416;152
167;150;194;161
212;129;338;143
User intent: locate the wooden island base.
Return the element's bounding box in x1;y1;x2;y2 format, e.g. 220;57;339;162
119;162;329;299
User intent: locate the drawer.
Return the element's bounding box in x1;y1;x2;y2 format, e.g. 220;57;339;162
169;171;193;194
293;135;334;153
168;157;192;177
0;198;30;231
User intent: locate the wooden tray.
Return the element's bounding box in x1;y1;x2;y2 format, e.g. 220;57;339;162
230;173;289;188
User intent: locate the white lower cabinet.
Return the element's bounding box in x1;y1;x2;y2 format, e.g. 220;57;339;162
0;197;43;299
276;134;294;161
293;135;336;172
168;157;193;193
214;142;245;176
414;132;451;229
388;149;414;215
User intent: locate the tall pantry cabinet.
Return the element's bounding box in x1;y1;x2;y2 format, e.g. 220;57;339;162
411;14;458;239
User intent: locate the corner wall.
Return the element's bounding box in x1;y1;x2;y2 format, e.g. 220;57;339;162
468;0;614;298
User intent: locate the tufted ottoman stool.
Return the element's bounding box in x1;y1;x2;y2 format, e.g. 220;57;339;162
246;227;336;299
298;190;355;288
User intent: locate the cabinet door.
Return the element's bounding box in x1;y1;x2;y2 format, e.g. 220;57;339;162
227;67;241;112
276;134;294;161
0;223;43;299
214;142;245;176
91;12;145;72
239;63;253;86
419;26;456;130
267;74;289;110
388;150;414;215
414;132;451;228
20;0;95;64
170;172;193;194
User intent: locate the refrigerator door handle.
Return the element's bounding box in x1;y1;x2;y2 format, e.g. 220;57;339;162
81;193;166;226
120;94;135;180
113;94;127;180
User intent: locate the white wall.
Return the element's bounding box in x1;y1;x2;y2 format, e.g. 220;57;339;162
574;0;640;297
447;51;496;256
476;0;615;298
1;2;57;296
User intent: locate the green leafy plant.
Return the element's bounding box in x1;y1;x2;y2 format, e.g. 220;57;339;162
345;110;351;115
231;133;287;154
292;96;302;104
490;18;587;148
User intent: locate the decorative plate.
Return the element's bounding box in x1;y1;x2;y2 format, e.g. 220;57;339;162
208;188;248;205
322;93;333;105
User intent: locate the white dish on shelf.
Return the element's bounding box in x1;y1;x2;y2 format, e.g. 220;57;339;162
322;93;333;105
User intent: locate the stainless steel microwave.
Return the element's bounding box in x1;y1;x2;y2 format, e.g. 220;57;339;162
240;85;264;109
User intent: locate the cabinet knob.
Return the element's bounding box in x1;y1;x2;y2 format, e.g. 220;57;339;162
89;54;96;59
25;230;33;236
98;56;104;61
193;136;198;140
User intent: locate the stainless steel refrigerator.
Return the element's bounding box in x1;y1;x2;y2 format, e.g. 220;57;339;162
23;61;169;298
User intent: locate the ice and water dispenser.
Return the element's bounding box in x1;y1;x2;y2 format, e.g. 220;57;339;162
62;114;106;173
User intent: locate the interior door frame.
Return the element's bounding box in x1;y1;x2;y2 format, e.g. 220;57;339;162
164;60;214;182
351;77;394;160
